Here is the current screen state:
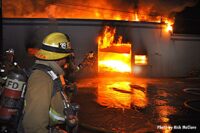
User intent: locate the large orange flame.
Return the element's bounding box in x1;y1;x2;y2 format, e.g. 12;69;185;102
97;26;132;73
164;19;174;33
3;1;174;32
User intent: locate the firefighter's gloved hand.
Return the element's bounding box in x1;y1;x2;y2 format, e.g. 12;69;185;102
65;116;78;133
66;115;78;128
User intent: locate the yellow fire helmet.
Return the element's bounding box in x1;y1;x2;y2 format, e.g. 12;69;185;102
35;32;73;60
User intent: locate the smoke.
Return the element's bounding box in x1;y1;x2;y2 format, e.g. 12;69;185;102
2;0;199;18
130;0;199;17
2;0;61;17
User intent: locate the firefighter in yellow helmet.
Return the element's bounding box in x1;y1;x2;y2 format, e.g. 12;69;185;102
22;32;78;133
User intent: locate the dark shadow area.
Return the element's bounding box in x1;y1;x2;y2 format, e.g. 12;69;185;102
174;1;200;35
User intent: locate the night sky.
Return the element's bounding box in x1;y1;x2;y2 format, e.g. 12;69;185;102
174;1;200;34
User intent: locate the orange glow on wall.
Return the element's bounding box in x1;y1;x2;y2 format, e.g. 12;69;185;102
134;55;148;65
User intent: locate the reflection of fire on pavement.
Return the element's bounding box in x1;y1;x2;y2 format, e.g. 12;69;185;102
97;81;148;109
76;76;184;133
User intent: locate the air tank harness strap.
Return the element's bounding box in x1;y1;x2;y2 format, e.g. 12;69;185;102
32;64;58;96
32;64;73;116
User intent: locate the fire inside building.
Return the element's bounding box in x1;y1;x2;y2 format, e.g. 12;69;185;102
1;0;200;133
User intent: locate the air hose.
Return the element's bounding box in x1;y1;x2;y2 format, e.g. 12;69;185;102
183;88;200;112
183;88;200;96
184;100;200;112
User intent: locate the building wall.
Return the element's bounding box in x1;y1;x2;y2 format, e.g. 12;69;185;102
2;19;200;77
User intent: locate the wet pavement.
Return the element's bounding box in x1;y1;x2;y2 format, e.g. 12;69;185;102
73;74;200;133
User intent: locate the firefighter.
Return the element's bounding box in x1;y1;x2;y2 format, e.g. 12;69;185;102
22;32;78;133
0;49;19;81
0;49;19;96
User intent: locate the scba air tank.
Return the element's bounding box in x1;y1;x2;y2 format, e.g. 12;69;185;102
0;69;27;125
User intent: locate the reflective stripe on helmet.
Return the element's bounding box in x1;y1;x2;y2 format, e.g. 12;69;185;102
41;44;74;53
49;108;65;124
43;43;58;48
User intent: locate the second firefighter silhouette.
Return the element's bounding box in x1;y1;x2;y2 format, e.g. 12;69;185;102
22;32;78;133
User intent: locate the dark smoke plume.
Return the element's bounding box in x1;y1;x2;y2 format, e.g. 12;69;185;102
131;0;199;17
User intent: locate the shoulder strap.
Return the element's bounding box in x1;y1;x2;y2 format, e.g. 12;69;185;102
32;64;61;97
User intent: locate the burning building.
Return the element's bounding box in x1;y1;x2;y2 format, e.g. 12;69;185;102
97;26;132;73
2;0;200;77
